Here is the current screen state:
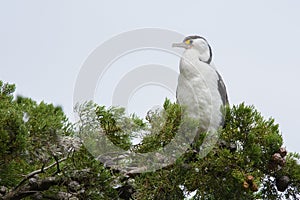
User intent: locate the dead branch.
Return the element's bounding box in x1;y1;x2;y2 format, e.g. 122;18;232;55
14;157;67;190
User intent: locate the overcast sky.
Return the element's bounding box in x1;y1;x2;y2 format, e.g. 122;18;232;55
1;1;300;153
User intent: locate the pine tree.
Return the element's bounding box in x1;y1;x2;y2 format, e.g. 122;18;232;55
0;81;299;199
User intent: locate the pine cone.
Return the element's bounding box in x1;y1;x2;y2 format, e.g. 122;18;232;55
243;181;249;189
250;183;258;192
279;158;286;167
278;147;287;158
246;175;254;184
276;176;290;192
272;153;283;164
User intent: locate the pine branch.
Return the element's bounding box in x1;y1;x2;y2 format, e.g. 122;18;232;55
14;157;67;190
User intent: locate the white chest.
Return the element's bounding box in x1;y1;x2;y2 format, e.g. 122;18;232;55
176;50;224;131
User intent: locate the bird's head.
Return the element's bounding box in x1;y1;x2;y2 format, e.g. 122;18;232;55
173;35;212;64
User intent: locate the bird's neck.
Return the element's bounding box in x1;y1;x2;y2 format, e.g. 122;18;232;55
183;48;211;65
179;50;211;80
199;50;211;64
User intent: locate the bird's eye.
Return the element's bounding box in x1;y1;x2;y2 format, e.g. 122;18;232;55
185;40;192;45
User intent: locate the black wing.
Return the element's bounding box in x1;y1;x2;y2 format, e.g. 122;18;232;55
216;71;229;105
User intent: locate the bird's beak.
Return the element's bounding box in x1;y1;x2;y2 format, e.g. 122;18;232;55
172;42;189;49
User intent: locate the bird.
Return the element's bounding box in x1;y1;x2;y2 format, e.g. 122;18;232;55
172;35;228;151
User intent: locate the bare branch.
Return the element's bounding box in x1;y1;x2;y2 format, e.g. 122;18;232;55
14;157;67;190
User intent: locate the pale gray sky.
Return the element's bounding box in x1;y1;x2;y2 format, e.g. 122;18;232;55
1;1;300;153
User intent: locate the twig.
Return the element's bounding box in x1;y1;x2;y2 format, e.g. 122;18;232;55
14;157;68;190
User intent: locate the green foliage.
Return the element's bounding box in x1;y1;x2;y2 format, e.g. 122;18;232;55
0;82;31;186
0;82;72;187
133;98;182;153
61;147;119;199
131;103;300;200
1;80;300;200
95;105;143;150
133;170;185;200
0;82;118;199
